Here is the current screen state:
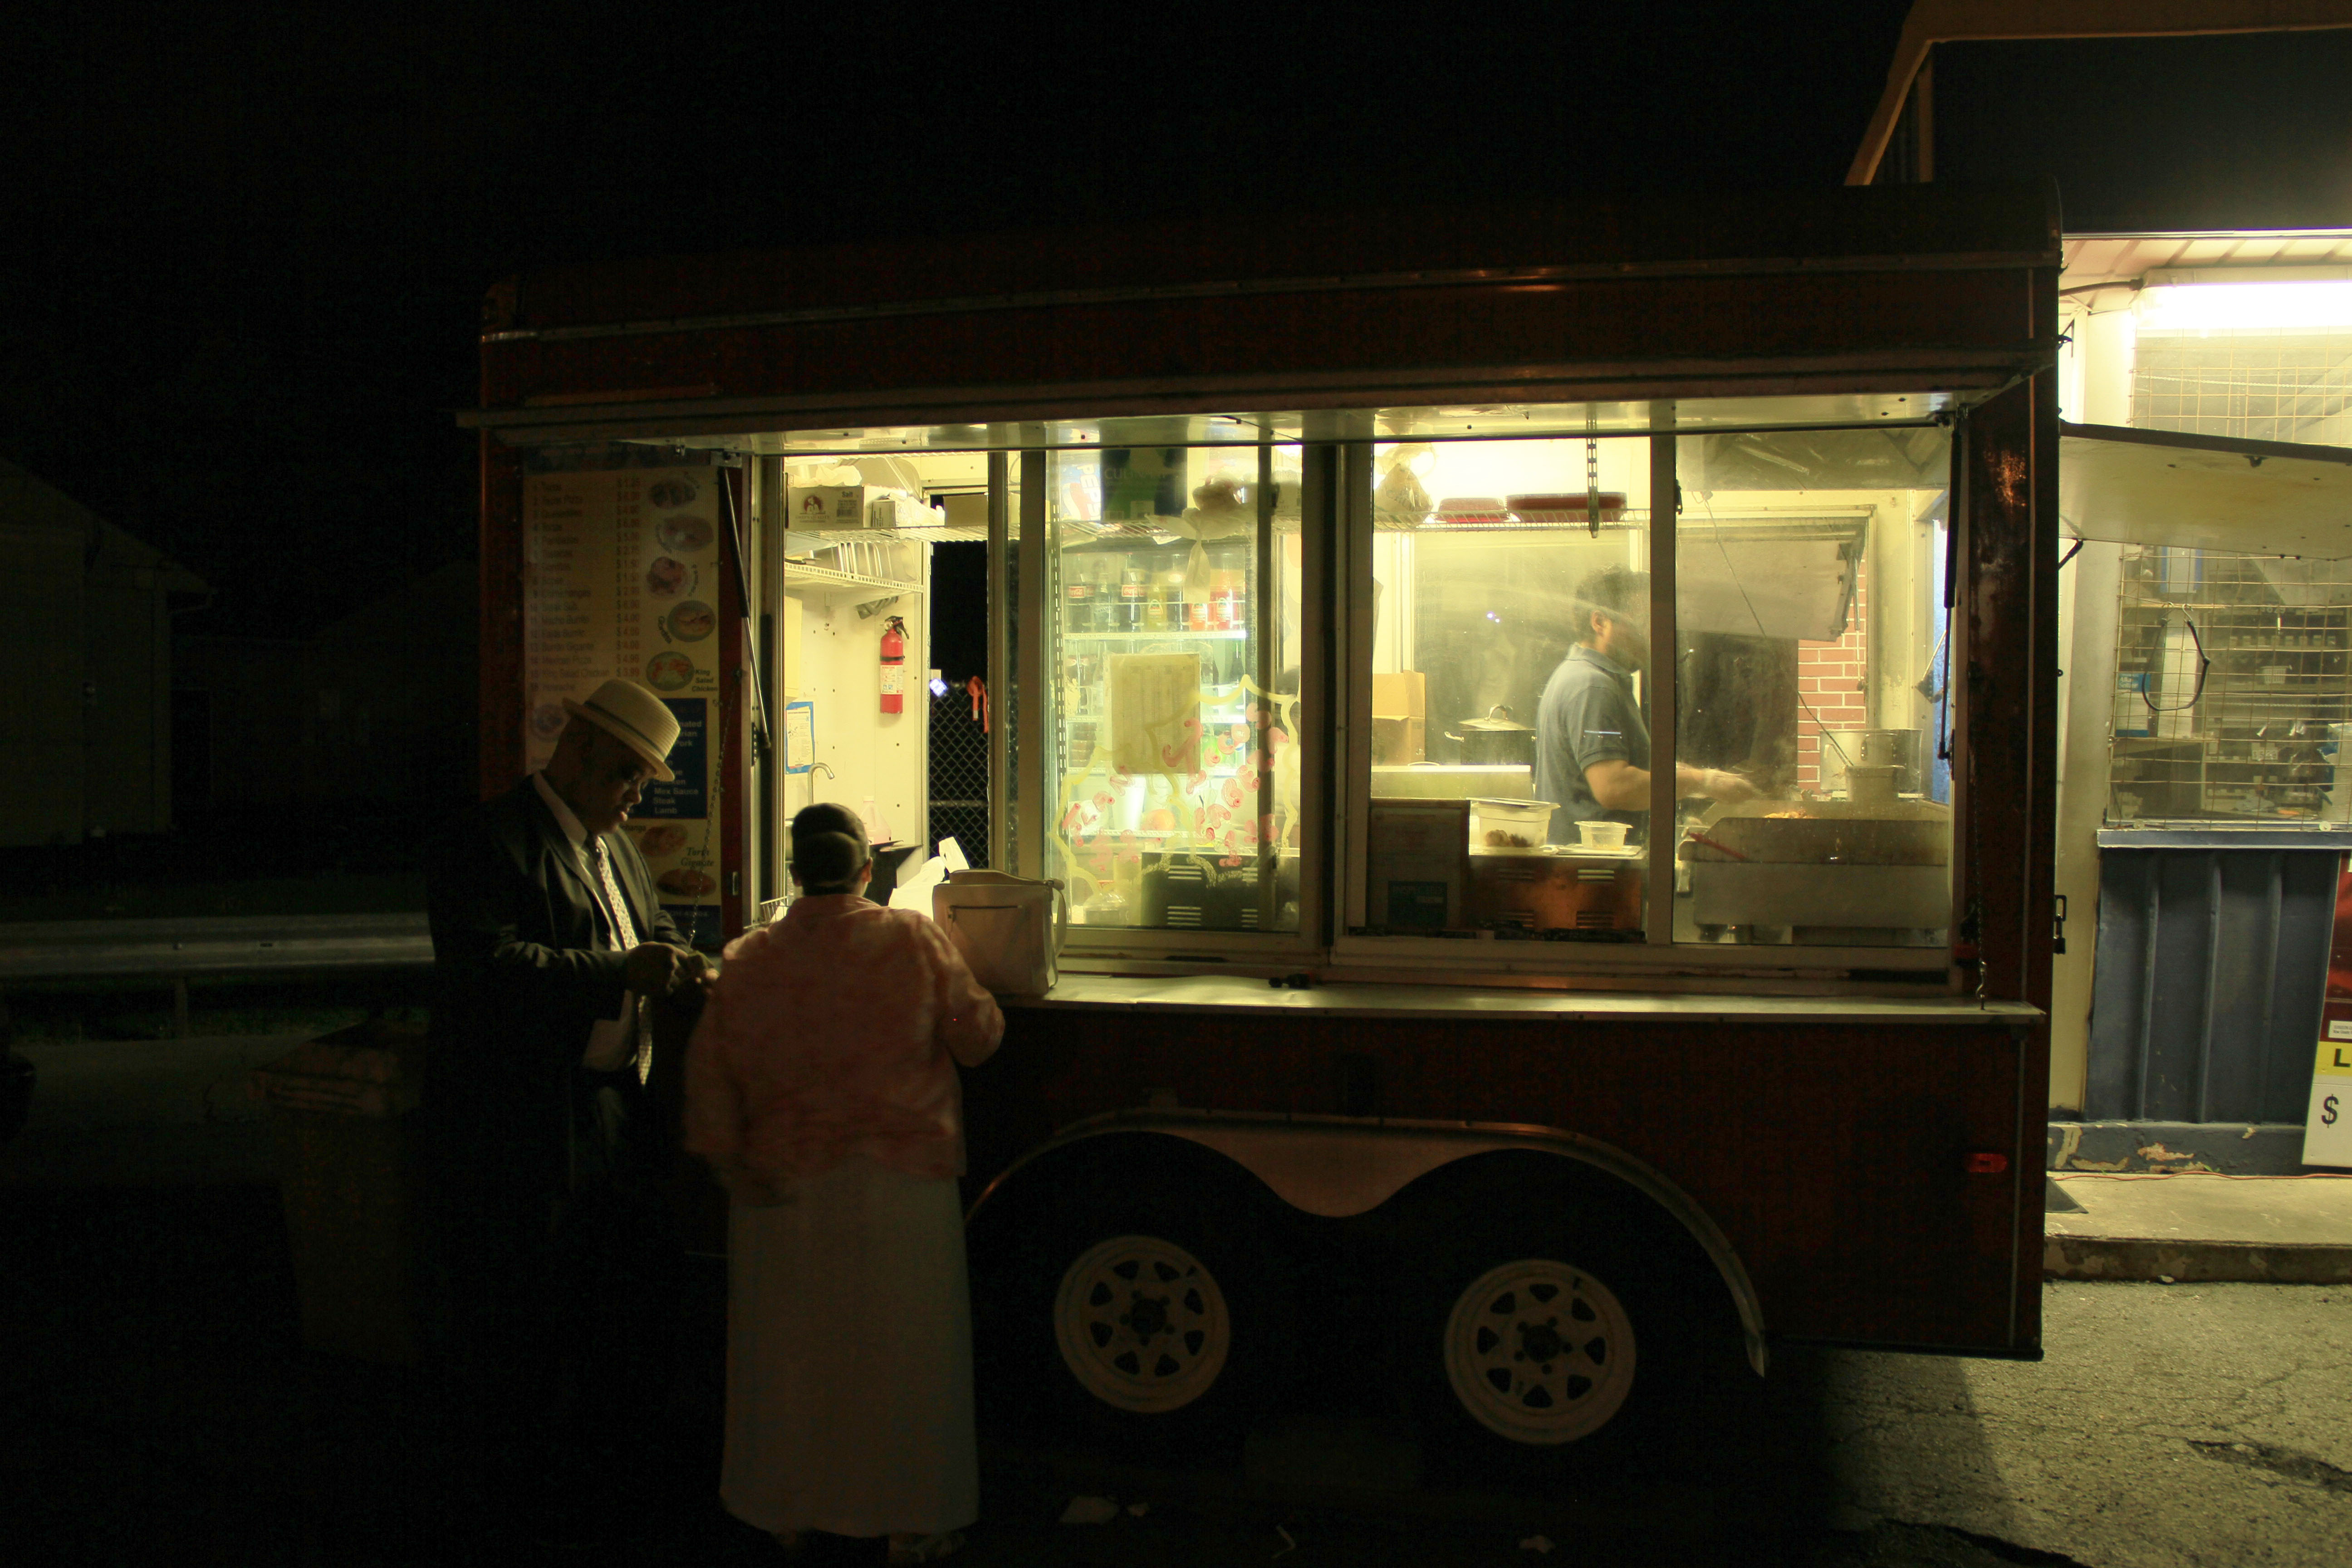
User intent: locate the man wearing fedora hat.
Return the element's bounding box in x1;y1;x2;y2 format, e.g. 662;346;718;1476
423;677;710;1527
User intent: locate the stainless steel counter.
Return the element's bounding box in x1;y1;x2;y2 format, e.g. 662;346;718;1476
1009;972;2039;1026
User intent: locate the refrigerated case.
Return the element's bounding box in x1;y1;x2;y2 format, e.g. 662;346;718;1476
1040;446;1303;932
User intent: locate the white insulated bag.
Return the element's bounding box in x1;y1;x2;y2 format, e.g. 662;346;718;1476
932;869;1068;996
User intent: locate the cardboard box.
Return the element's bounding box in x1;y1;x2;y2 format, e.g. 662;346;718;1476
866;492;937;531
790;484;864;531
1371;671;1427;764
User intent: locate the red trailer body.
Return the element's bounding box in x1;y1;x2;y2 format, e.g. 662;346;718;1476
466;182;2059;1464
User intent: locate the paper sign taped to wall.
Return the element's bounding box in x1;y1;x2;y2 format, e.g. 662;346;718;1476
783;701;815;774
1109;652;1202;775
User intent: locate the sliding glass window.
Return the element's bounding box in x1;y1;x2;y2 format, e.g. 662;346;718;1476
1347;412;1956;961
1359;436;1657;939
1671;427;1954;948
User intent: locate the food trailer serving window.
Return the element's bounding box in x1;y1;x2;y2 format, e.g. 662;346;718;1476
1343;414;1955;966
602;402;1967;978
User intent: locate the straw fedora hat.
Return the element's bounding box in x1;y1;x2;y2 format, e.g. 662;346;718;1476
563;679;680;781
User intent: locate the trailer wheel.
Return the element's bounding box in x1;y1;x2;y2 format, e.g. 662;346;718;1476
1053;1232;1232;1414
1406;1204;1699;1474
972;1151;1291;1452
1438;1257;1638;1446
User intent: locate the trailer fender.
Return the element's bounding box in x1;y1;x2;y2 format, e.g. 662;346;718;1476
970;1108;1768;1376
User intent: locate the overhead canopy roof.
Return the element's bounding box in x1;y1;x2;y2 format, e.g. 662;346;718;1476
2060;230;2352;308
2059;421;2352;556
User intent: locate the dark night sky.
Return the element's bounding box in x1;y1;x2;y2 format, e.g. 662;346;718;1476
5;6;2347;638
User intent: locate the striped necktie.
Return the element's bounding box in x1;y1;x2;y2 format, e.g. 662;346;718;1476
587;836;653;1083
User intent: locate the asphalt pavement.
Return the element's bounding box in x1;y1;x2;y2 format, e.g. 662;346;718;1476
4;1176;2347;1568
5;1040;2350;1565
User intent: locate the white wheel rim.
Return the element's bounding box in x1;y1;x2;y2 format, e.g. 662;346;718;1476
1053;1234;1231;1413
1442;1258;1637;1445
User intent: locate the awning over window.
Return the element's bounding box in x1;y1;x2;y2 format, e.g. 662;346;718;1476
2060;421;2352;557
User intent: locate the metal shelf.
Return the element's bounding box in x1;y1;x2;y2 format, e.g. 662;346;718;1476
780;564;924;604
1061;627;1249;641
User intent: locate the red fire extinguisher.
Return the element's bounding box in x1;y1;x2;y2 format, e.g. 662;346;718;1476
879;616;907;714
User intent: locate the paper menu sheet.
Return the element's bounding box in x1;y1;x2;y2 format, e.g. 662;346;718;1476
1109;652;1202;775
783;701;816;774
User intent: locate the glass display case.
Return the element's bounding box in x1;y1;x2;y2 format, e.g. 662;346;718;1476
1042;446;1305;932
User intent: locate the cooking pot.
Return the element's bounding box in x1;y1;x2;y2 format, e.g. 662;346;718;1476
1447;706;1536;768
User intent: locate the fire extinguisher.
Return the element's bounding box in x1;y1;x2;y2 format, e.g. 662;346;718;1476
879;616;908;714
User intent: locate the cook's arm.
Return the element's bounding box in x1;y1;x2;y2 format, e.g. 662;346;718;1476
1584;759;1757;811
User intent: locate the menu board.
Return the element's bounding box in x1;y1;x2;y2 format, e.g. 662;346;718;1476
523;464;725;944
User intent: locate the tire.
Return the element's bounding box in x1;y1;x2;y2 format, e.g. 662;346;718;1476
972;1142;1292;1454
1437;1254;1642;1448
1403;1183;1704;1478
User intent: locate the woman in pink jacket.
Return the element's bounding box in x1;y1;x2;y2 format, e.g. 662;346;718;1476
685;803;1004;1565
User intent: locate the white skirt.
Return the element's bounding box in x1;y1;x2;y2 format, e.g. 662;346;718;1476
720;1154;980;1539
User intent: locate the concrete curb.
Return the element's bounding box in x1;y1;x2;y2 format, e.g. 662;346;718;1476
2044;1235;2352;1284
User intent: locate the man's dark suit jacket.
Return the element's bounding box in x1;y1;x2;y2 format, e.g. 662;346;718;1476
424;780;684;1236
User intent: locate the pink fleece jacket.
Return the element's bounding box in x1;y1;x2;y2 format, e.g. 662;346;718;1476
684;895;1004;1189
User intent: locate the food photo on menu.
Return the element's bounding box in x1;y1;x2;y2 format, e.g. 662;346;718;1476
655;514;713;554
657;866;718;898
628;823;690;858
645;651;695;691
645;556;690;598
647;475;700;509
666;600;715;642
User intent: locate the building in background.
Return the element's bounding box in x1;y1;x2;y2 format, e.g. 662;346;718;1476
0;459;207;847
1850;2;2352;1165
173;559;476;815
2051;236;2352;1159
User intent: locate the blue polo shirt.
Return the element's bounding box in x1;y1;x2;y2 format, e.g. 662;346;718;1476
1534;644;1648;840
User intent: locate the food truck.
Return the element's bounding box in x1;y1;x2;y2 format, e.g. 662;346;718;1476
462;183;2060;1467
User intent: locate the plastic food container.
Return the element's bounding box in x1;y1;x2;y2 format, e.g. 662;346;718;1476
1576;819;1630;851
1469;797;1553;850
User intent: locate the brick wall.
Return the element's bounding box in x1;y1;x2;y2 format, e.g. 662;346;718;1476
1794;557;1868;791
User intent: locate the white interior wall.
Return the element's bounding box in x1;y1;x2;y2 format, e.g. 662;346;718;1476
780;570;930;858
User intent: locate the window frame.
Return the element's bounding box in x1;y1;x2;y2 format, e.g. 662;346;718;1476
1002;410;1974;988
1011;441;1331;966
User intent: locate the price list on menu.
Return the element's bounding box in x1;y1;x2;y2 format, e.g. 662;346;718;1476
521;473;618;771
521;467;724;770
521;464;727;939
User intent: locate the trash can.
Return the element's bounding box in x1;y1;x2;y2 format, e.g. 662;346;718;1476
249;1019;428;1364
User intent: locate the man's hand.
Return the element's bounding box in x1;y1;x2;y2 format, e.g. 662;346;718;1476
676;950;718;998
624;942;687;997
